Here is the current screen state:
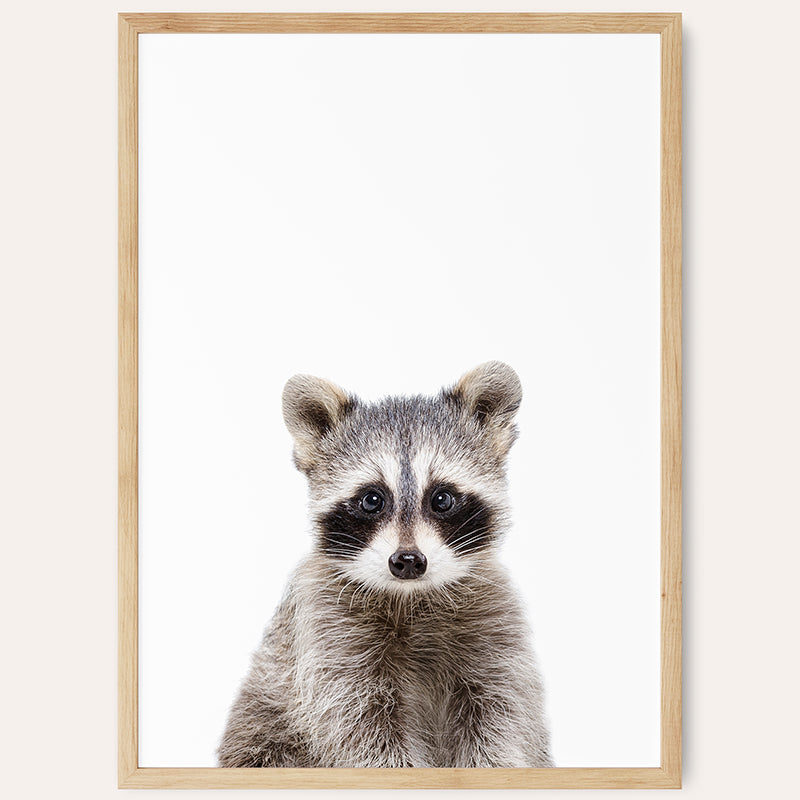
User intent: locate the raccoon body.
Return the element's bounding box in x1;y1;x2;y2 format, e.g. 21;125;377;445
218;362;553;768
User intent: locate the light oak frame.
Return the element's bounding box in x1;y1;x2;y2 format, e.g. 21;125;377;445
119;12;682;790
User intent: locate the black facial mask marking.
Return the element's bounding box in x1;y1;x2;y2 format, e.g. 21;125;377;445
317;483;394;557
424;483;495;555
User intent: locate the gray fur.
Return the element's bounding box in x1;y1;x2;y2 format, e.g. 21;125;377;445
218;362;553;768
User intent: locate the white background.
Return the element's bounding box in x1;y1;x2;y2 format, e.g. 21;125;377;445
1;0;799;798
137;33;660;767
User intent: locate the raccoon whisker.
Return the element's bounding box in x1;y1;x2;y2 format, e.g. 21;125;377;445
336;577;360;605
349;581;374;613
322;539;364;550
447;521;493;546
429;593;441;614
443;588;463;615
448;535;483;553
450;542;491;559
405;598;415;626
324;548;361;560
463;572;506;592
432;586;455;614
322;531;368;546
446;576;476;598
445;508;488;540
448;526;494;551
326;568;351;586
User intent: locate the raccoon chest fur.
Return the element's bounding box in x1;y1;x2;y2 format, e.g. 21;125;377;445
230;561;552;769
291;588;466;767
309;610;457;766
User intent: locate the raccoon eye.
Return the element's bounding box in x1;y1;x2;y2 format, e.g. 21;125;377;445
359;491;385;514
431;490;455;514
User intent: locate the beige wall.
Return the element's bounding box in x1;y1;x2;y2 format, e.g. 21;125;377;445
1;1;798;798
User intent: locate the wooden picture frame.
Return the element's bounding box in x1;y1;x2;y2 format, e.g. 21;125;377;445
119;12;681;789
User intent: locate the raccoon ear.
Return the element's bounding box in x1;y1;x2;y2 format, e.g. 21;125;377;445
282;375;353;470
448;361;522;455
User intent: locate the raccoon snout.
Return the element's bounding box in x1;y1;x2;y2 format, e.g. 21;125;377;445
388;550;427;580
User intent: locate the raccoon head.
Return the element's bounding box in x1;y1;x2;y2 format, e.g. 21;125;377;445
282;362;522;595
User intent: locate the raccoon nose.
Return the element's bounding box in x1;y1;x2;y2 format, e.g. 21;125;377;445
388;550;427;580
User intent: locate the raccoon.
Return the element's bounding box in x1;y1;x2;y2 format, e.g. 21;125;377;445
217;361;553;768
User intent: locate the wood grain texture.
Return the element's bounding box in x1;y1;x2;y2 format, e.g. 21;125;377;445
660;13;683;790
117;12;138;788
120;12;682;35
119;767;679;790
117;12;682;789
